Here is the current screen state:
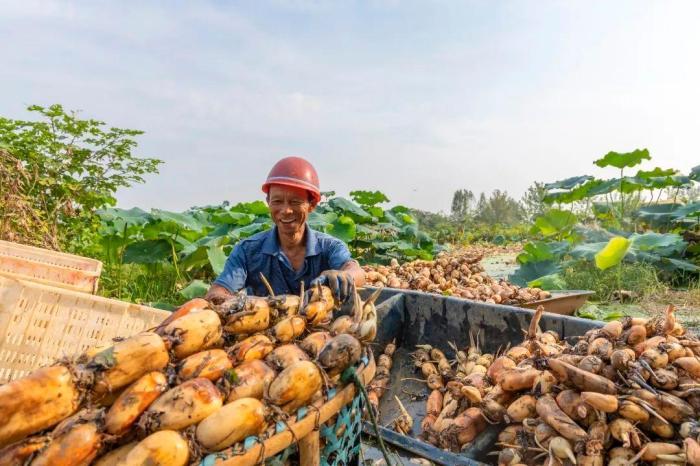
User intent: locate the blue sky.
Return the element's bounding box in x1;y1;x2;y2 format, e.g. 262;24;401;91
2;1;699;213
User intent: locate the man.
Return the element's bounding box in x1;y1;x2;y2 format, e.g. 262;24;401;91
206;156;365;305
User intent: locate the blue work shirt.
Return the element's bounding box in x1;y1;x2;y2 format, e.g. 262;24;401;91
213;224;353;296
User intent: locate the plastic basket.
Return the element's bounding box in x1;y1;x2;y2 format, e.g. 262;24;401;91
202;353;376;466
0;239;103;294
0;275;169;383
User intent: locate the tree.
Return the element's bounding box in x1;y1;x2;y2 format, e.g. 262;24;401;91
0;104;161;250
474;190;523;225
450;189;475;221
521;182;547;221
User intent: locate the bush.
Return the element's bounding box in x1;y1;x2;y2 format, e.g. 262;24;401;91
0;104;161;252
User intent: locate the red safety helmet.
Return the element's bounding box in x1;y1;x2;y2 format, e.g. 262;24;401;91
262;156;321;205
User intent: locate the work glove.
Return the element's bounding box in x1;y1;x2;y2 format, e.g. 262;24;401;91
310;269;355;304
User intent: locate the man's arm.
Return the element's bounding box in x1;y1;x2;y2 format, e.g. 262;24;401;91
206;244;247;304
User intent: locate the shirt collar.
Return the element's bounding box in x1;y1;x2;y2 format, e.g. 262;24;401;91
261;224;320;257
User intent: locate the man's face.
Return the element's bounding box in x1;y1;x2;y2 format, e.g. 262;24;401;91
268;185;315;236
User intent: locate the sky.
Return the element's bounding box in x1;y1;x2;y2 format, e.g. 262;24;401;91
1;1;699;214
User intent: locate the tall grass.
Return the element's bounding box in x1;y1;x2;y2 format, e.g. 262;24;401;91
98;263;184;309
563;261;666;303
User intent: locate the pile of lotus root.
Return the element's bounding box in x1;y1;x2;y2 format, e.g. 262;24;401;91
363;250;550;305
0;279;381;466
387;304;700;466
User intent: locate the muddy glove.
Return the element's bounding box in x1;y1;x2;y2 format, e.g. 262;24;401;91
311;270;355;304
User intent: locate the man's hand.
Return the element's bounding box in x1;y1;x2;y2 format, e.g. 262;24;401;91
311;270;355;303
205;284;235;306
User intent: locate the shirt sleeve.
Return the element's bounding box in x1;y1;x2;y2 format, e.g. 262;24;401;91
326;238;353;270
213;244;248;293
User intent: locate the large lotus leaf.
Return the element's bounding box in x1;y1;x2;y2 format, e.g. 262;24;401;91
670;175;692;187
517;241;569;265
355;224;377;236
328;198;372;222
231;223;269;240
98;220;143;239
382;211;403;227
231;200;269;215
569;242;608;260
308;210;338;230
366;206;384;219
691;165;700;181
594;149;650;169
629;232;686;256
373;240;407;251
661;257;700;273
528;273;567;291
544;180;604;204
508;260;562;287
211;211;256;226
174;236;194;252
349;190;390;207
98;207;151;226
179;280;209;299
151;209;203;232
207;245;227;275
400;224;432;245
630;250;700;273
672;202;700;219
390;205;411;214
619;176;649;193
123;239;172;264
180;246;210;271
635;204;682;227
595;237;630;270
192;224;235;249
636;167;679;179
329;215;356;243
586;179;621;196
574;226;614;243
401;213;416;224
534;210;577;237
544;175;594;191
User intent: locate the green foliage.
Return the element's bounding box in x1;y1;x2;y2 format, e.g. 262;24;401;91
96;191;438;301
576;304;627;322
531;209;578;241
349;190;390;207
451;189;475;221
521;182;548;222
99;262;182;306
527;273;567;291
635;204;684;229
179;280;209;300
544;176;594;191
563;261;664;302
0;104;161;251
594;148;651;169
474;190;523;225
509;260;562;286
